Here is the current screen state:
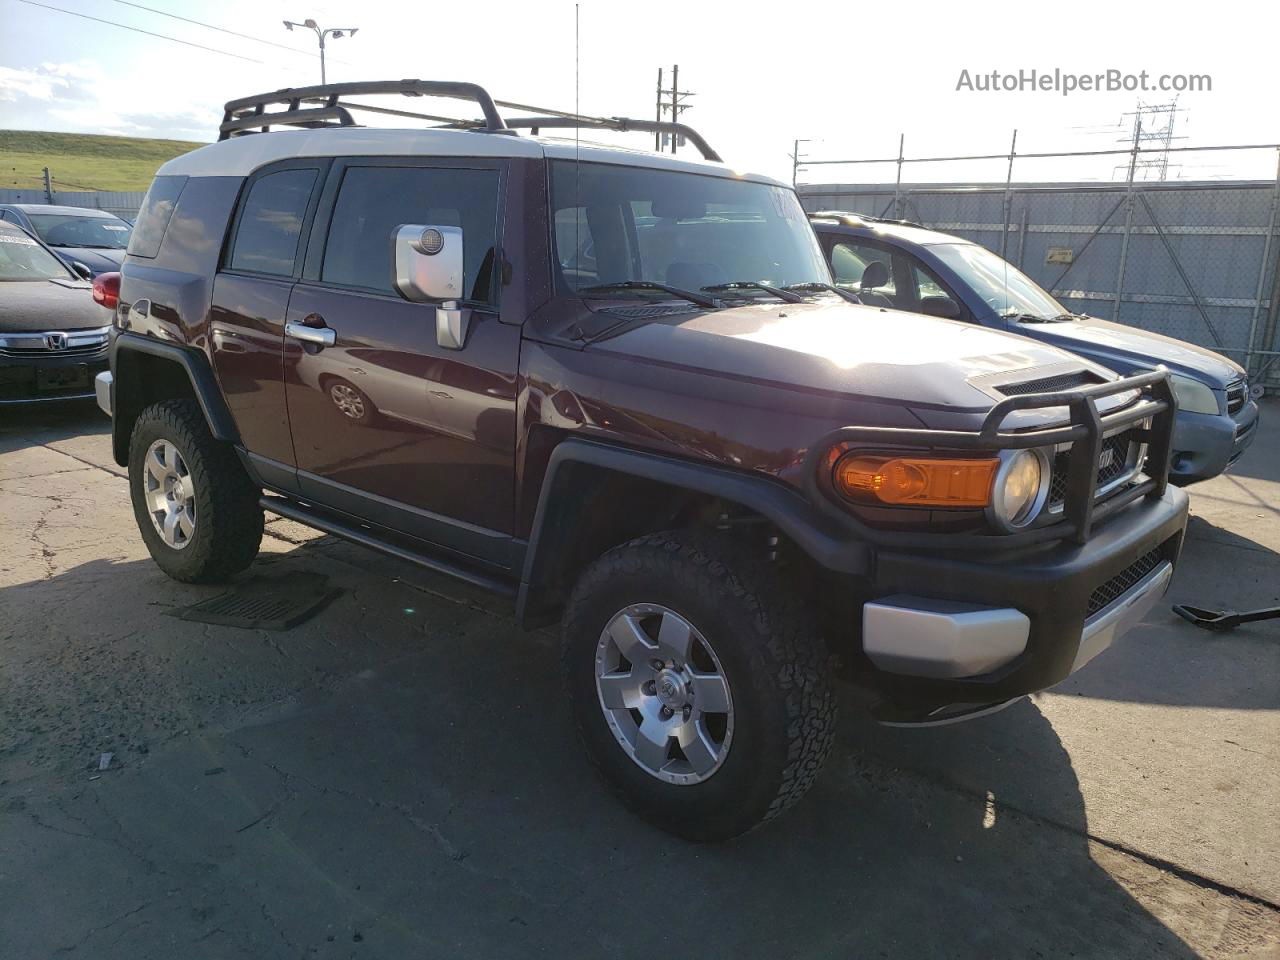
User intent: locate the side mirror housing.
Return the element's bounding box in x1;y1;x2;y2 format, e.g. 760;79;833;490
392;225;472;349
393;224;464;303
72;261;93;279
920;295;961;320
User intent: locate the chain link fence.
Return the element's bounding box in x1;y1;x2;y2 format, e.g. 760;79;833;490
797;142;1280;391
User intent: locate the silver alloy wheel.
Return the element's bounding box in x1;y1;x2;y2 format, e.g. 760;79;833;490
329;383;365;420
595;603;734;785
143;438;196;550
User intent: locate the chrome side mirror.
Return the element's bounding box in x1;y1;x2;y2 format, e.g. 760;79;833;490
393;224;464;303
393;225;472;350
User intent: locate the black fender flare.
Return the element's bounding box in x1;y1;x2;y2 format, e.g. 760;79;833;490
515;437;871;625
110;332;239;464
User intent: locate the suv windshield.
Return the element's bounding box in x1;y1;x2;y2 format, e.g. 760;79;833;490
551;161;830;296
930;242;1068;321
0;230;71;281
26;213;132;250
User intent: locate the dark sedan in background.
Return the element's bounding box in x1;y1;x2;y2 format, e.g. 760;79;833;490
0;220;111;405
809;212;1260;485
0;203;132;277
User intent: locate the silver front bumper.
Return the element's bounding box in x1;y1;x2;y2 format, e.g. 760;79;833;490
95;370;113;417
1071;561;1173;672
862;560;1174;681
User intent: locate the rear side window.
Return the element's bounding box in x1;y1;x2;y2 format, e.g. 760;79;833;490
228;168;318;276
321;165;499;301
127;175;187;259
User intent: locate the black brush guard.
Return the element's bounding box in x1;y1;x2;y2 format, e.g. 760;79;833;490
801;368;1176;551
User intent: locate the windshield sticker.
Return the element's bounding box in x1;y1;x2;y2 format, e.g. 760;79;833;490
0;234;38;245
103;224;129;231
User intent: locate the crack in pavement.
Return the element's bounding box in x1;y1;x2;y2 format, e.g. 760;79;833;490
225;737;563;911
878;755;1280;914
53;900;150;955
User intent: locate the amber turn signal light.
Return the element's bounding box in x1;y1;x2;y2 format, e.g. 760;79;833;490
832;453;999;507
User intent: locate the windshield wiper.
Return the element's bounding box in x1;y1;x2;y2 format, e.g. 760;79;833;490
580;281;718;309
1005;311;1077;324
702;281;803;303
783;282;862;304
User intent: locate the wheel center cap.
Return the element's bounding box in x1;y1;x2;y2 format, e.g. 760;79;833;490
655;670;687;708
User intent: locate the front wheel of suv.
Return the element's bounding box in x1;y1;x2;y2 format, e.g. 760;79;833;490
128;399;263;583
562;530;837;841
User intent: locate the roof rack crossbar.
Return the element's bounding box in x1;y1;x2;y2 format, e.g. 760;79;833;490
220;80;507;140
503;116;722;163
220;105;357;137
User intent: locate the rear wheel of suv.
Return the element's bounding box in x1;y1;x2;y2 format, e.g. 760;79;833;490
128;399;263;583
562;530;837;841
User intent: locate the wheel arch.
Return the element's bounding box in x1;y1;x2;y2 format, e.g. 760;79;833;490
111;332;238;466
516;438;871;627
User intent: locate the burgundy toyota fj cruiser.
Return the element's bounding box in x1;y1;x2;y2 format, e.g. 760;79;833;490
98;81;1188;840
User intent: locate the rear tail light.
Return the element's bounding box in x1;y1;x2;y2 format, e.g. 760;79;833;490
92;271;120;310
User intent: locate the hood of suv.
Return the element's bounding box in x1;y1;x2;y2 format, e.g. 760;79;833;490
595;299;1115;412
0;277;103;332
1013;315;1243;387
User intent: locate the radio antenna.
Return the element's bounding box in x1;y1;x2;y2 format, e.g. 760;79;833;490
574;2;580;272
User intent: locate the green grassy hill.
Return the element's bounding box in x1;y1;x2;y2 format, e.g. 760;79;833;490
0;130;206;193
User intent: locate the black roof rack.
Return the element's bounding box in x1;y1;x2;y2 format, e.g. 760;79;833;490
218;79;722;162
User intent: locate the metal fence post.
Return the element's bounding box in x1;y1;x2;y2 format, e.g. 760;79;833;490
1001;130;1017;260
1244;148;1280;378
42;167;53;204
1112;121;1141;322
893;134;904;219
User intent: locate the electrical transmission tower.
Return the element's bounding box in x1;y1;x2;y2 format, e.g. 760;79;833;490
1114;99;1186;181
654;65;695;154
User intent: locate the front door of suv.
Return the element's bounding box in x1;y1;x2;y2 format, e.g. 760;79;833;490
284;158;520;567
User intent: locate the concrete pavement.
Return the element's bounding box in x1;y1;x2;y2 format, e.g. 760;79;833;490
1;400;1277;958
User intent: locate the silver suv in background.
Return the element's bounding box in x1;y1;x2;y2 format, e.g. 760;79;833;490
809;212;1261;485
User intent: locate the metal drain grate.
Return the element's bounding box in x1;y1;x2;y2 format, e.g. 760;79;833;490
169;572;342;630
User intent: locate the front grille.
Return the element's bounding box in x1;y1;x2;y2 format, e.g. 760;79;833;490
1226;380;1246;416
1086;546;1166;618
0;327;111;358
998;370;1104;396
0;343;106;358
1048;429;1138;508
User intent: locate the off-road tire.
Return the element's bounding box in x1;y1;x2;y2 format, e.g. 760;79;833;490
562;530;837;841
128;399;263;583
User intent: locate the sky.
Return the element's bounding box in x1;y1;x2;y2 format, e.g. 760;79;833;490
1;0;1278;184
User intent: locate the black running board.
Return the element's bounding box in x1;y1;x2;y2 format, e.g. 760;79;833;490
260;495;518;597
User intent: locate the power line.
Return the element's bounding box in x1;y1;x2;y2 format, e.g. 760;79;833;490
13;0;265;63
106;0;319;58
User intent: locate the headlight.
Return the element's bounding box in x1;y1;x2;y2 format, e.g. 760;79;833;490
1169;373;1220;415
988;449;1050;531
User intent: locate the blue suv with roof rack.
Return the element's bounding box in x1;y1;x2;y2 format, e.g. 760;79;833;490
808;211;1260;485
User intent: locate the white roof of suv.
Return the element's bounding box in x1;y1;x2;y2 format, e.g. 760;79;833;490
158;127;786;187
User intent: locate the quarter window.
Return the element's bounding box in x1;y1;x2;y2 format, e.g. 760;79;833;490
321;165;500;302
228;168;317;276
128;175;187;259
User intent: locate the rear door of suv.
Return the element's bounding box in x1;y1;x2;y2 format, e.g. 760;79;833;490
284;156;520;568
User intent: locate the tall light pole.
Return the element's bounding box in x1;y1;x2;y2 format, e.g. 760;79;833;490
283;18;358;85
